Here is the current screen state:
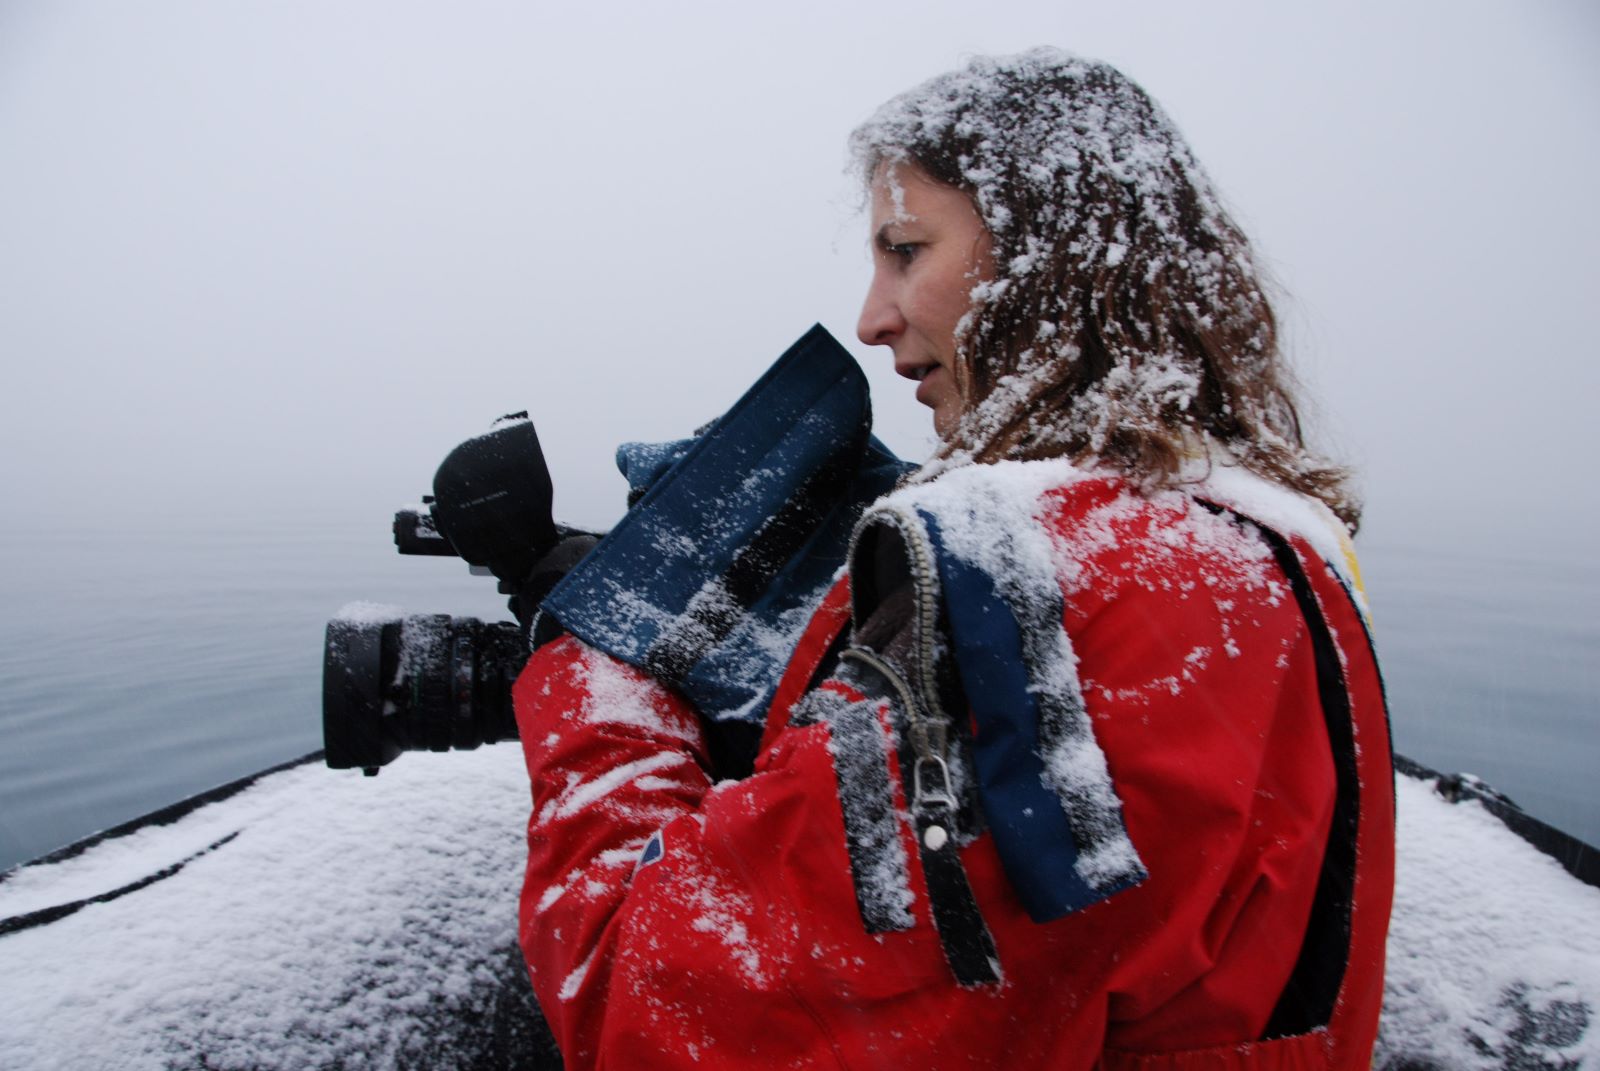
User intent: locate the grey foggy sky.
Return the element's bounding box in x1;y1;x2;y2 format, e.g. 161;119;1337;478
2;1;1597;553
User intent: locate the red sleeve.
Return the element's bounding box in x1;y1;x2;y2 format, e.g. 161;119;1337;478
515;638;1057;1069
514;638;851;1069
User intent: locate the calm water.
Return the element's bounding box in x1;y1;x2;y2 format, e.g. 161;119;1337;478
1;521;1595;872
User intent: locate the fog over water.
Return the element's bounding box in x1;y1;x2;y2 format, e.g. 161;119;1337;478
1;2;1597;869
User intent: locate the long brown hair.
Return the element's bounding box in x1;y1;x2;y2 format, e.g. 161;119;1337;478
851;49;1360;530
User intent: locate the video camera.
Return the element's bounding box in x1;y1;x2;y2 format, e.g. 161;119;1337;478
321;414;593;776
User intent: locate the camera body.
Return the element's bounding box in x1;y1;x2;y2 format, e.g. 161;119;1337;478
322;414;577;775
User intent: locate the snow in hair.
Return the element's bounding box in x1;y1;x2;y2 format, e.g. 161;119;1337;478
850;48;1233;271
850;49;1356;527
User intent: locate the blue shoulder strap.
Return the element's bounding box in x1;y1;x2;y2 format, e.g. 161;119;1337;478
921;509;1147;923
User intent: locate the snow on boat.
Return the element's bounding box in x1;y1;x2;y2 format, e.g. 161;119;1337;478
0;748;1594;1070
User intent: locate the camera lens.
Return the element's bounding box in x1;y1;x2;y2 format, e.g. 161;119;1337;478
323;609;525;773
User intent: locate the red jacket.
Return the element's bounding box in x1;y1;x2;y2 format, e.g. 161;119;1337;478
514;471;1394;1069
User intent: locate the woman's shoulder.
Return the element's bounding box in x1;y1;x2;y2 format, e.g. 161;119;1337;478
874;458;1308;603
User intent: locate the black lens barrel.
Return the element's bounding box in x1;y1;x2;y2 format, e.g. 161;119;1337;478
322;613;524;773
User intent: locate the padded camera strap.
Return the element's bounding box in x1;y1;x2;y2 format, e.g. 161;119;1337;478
542;325;909;723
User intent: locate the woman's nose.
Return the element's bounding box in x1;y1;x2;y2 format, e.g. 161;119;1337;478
856;275;904;347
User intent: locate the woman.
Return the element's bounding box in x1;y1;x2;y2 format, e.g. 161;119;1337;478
514;49;1393;1069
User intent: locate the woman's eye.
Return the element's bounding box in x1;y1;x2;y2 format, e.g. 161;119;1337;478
873;233;922;267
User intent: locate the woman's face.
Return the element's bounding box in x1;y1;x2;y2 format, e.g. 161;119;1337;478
857;163;994;438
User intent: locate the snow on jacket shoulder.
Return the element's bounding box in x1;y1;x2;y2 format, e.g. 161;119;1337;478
513;463;1394;1071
